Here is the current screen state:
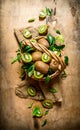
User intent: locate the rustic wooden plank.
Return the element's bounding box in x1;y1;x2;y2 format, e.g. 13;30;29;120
0;0;80;130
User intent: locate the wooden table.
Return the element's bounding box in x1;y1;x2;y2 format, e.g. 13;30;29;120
0;0;80;130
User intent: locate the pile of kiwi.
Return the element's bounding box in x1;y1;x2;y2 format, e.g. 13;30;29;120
20;24;65;81
21;50;52;79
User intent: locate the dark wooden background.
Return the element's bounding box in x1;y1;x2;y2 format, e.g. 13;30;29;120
0;0;80;130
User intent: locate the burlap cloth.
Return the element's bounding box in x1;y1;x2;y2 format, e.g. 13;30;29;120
14;21;66;103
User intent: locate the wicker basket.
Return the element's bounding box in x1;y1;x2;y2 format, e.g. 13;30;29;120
14;26;66;81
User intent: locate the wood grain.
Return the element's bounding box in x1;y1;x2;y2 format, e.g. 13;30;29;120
0;0;80;130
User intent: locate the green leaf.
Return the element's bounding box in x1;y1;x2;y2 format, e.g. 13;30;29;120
27;64;34;72
49;87;57;93
56;35;64;43
56;30;61;34
11;56;18;64
17;54;21;62
46;7;52;16
21;64;28;70
27;64;34;77
32;107;38;116
41;119;47;127
16;49;20;54
48;68;54;75
49;45;54;51
19;41;22;49
28;18;35;22
22;45;33;53
61;70;67;78
11;54;20;64
45;75;50;83
20;68;26;80
21;62;34;71
32;106;43;117
44;109;49;116
47;34;56;45
28;102;34;108
26;48;33;52
64;56;69;65
54;44;65;50
49;44;65;52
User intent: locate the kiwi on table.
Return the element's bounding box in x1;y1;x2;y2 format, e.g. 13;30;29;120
41;53;51;63
34;61;49;74
39;9;46;20
50;59;59;72
32;51;42;62
30;38;37;43
38;25;48;35
21;53;32;63
38;38;49;48
27;86;37;97
42;99;53;109
34;70;44;79
23;29;32;39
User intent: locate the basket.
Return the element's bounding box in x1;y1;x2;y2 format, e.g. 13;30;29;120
14;25;66;81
